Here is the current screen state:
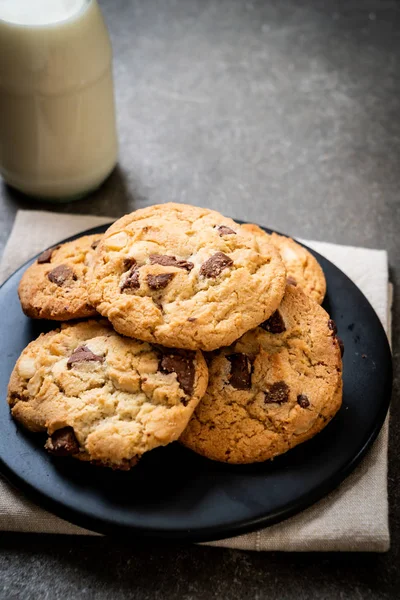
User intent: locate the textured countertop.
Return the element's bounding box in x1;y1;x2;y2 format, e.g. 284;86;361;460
0;1;399;598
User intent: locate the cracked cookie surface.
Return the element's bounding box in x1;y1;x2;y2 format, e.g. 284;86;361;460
86;203;287;351
242;224;326;304
180;286;342;464
18;234;102;320
8;320;208;469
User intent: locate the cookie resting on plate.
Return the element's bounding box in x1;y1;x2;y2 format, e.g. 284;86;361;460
8;320;208;470
86;203;287;351
180;285;343;464
242;224;326;304
18;234;102;321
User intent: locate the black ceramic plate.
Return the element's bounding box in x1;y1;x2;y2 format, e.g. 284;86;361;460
0;223;392;542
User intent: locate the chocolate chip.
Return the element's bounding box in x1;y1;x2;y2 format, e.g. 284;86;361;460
46;427;79;456
264;381;290;404
67;345;104;368
217;225;236;236
226;353;252;389
187;317;197;322
260;310;286;334
91;239;101;250
328;319;338;335
123;257;137;270
37;247;55;264
297;394;310;408
47;265;75;286
147;273;175;290
287;276;297;286
149;254;194;272
152;297;164;311
327;320;343;355
120;265;140;291
159;351;196;396
200;252;233;278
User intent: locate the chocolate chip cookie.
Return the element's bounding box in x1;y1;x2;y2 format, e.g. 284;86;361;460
18;235;102;321
86;204;287;351
180;286;343;463
242;224;326;304
8;320;208;470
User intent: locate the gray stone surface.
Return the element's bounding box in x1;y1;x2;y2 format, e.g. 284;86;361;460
0;0;399;598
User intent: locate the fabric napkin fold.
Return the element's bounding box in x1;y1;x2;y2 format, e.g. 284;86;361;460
0;210;391;551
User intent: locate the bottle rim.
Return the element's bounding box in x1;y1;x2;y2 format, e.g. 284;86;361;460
0;0;93;29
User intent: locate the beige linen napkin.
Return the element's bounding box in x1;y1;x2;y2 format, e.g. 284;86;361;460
0;210;391;551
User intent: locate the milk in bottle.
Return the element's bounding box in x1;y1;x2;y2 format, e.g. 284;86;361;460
0;0;118;199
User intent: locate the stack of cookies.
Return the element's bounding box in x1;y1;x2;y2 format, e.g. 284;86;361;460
9;203;343;470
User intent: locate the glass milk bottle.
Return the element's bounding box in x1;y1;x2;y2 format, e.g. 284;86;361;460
0;0;118;200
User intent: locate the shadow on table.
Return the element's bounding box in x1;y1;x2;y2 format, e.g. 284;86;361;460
2;164;136;219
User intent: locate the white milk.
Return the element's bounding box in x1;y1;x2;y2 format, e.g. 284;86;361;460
0;0;118;199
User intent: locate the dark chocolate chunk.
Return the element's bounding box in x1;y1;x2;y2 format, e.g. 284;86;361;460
67;345;104;368
147;273;175;290
46;427;79;456
159;351;196;396
120;266;140;291
217;225;236;236
91;239;101;250
337;337;345;357
264;381;290;404
37;247;56;264
226;353;252;389
328;319;338;335
297;394;310;408
260;310;286;334
149;254;194;272
200;252;233;278
287;276;297;286
47;264;75;286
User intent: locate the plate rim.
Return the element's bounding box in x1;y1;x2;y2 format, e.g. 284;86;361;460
0;220;393;541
